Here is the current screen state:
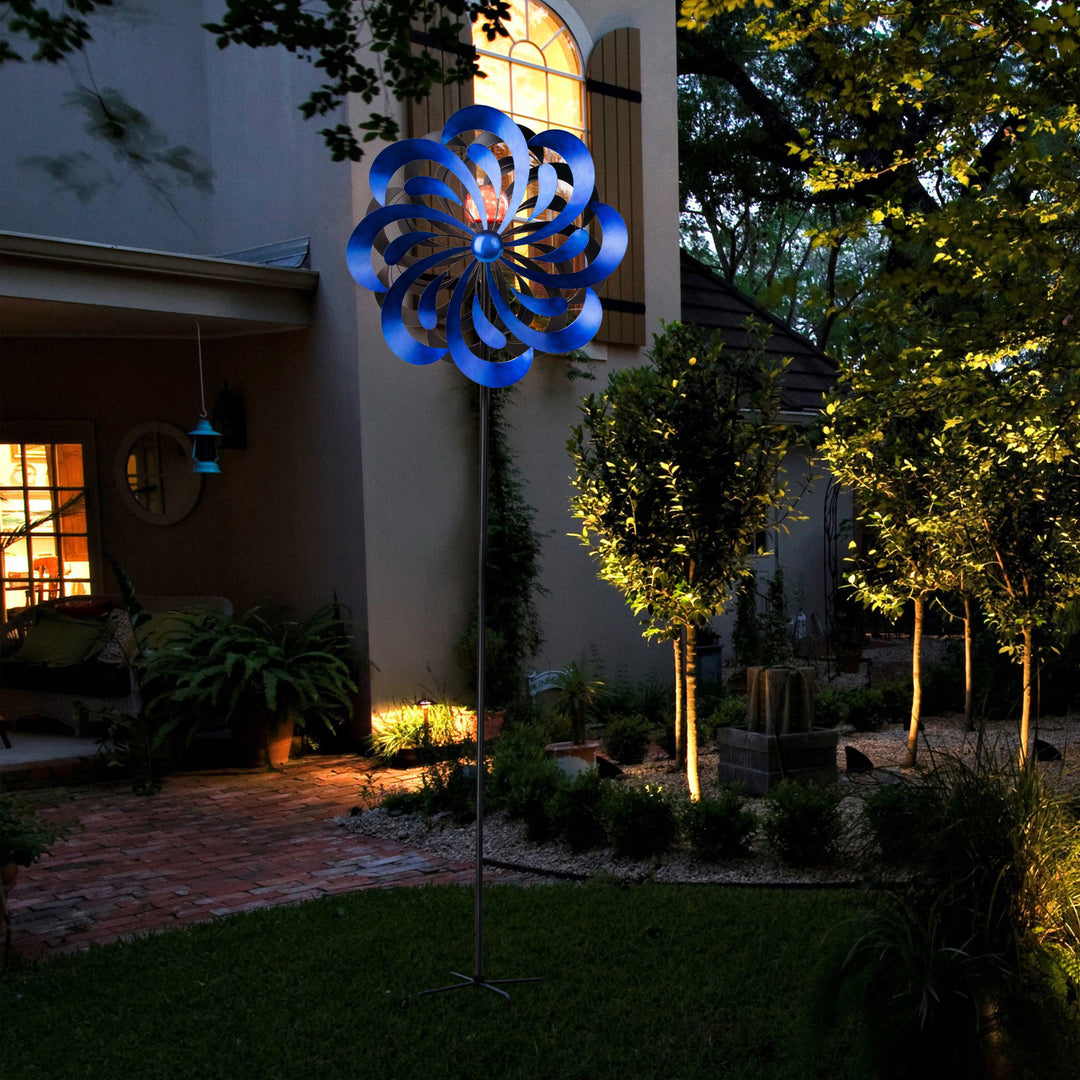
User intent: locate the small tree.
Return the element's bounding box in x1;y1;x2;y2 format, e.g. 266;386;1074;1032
948;366;1080;768
762;565;792;666
569;321;794;799
732;574;763;669
821;375;974;766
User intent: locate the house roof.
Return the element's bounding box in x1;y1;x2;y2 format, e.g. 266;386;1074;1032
680;250;837;412
0;232;319;339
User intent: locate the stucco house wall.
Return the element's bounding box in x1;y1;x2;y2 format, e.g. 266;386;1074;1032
0;1;683;722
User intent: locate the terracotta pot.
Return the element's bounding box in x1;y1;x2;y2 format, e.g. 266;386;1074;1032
233;712;296;769
455;708;506;743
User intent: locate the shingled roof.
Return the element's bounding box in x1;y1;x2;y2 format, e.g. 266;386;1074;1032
680;250;837;413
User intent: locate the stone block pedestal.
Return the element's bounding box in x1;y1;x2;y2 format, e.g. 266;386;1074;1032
716;727;839;796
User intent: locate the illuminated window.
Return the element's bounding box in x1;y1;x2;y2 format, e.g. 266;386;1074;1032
1;442;93;617
472;1;584;141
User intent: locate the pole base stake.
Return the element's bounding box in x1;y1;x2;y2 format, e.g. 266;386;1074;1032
419;971;541;1003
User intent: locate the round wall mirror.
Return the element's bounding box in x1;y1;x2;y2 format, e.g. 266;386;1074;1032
115;421;202;525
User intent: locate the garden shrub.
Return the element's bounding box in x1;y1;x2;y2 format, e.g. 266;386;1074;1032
597;670;671;726
732;574;762;668
656;709;715;757
681;786;757;861
814;687;849;728
379;759;480;823
762;780;843;866
691;684;727;725
815;684;904;731
816;754;1080;1078
635;672;673;724
603;783;678;858
844;686;887;731
379;786;428;815
488;723;565;840
547;767;606;852
488;721;551;800
862;777;943;865
601;713;652;764
875;677;910;724
705;695;747;737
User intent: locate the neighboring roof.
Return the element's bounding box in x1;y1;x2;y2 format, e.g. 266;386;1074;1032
0;232;319;339
680;250;837;412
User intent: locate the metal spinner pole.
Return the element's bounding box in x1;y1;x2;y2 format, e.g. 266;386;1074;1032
419;383;539;1003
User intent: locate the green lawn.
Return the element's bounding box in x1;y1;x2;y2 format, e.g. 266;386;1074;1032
1;883;865;1080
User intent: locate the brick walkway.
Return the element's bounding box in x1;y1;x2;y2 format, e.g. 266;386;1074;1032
2;756;531;962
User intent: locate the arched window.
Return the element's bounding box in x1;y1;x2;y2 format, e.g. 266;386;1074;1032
407;10;644;346
472;1;584;141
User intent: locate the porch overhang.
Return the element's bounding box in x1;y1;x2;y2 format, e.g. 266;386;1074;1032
0;232;319;339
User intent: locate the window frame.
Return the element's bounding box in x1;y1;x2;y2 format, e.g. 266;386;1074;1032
0;421;103;619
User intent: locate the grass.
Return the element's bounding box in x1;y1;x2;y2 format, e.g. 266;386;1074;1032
1;883;865;1080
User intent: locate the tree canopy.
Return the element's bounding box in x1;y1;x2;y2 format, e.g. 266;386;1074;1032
677;1;1080;366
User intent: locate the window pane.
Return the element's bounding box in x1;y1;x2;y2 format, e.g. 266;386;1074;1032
542;30;581;77
474;56;510;110
1;493;26;534
1;444;20;485
28;494;57;531
511;60;549;128
23;445;50;487
58;502;88;535
548;74;584;136
55;444;84;486
31;537;57;560
3;535;29;574
477;5;526;56
62;534;90;564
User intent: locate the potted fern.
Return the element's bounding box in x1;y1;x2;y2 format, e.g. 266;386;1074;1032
143;602;358;768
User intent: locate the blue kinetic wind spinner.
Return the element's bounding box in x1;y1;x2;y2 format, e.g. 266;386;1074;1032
345;105;627;1003
346;104;627;387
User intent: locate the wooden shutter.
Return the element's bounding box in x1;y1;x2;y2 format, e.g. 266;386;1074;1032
587;27;645;347
407;19;475;137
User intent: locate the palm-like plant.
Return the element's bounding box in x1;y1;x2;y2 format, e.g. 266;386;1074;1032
551;661;604;745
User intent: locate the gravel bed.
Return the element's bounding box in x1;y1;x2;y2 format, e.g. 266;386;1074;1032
337;711;1078;888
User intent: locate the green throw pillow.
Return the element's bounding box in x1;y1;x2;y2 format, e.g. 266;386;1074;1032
15;611;109;666
135;611;198;651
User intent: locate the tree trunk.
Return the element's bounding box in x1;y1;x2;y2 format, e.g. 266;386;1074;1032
903;595;924;768
685;623;701;801
673;629;686;769
1019;623;1034;770
963;594;974;733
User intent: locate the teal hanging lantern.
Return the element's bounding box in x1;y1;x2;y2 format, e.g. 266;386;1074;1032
190;321;221;474
189;416;222;474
